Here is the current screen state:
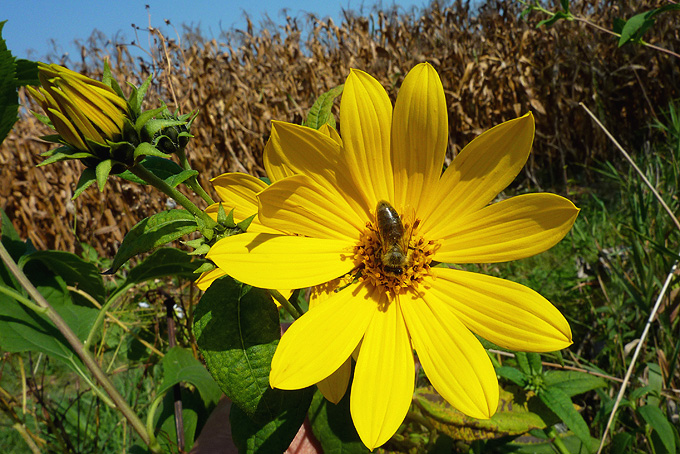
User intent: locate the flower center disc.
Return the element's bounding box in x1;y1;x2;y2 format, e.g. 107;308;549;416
353;219;438;296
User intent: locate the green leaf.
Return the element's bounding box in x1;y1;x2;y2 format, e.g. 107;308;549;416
21;250;106;304
527;352;543;375
538;387;592;447
152;349;221;453
515;352;531;375
165;169;199;188
128;75;153;116
119;155;184;185
495;366;528;387
95;159;113;191
611;431;633;454
0;21;19;146
193;276;282;419
559;0;570;13
15;59;39;86
616;6;680;47
638;405;676;454
543;370;607;397
121;248;205;288
414;386;547;441
37;149;92;167
106;210;199;274
618;11;655;46
308;389;369;453
133;142;168;160
0;261;97;364
230;392;313;454
154;387;202;453
536;11;570;28
305;84;344;129
73;168;97;199
158;346;222;405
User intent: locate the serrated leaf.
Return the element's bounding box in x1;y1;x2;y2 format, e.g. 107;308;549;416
0;21;18;146
543;370;607;397
538;387;592;447
193;276;280;419
308;389;369;454
15;59;39;86
121;248;205;288
638;405;676;454
73;168;97;199
414;386;546;441
194;276;313;452
21;250;106;304
305;85;344;129
106;210;199;274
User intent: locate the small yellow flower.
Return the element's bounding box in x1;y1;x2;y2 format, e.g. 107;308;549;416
207;63;579;450
28;63;129;151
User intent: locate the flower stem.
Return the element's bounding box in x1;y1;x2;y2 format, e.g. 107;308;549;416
269;289;301;319
0;241;159;452
176;148;215;205
545;426;570;454
128;163;216;228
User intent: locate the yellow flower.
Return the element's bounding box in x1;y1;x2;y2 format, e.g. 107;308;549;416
207;63;579;450
28;63;129;151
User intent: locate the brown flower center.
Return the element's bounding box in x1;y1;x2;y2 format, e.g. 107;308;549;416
352;215;438;297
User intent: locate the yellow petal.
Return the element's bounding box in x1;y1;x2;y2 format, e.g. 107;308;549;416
211;172;268;211
340;69;394;210
391;63;447;215
258;174;364;241
419;113;535;229
207;233;355;289
317;359;351;404
263;122;369;219
318;123;343;145
270;283;376;389
194;267;226;291
351;295;414;450
401;291;498;419
263;134;296;183
45;107;88;151
429;268;573;351
433;193;580;262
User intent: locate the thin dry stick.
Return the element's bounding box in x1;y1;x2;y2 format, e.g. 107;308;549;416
580;103;680;233
596;259;678;454
581;102;680;453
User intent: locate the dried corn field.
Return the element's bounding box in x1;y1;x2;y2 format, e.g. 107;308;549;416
1;0;678;258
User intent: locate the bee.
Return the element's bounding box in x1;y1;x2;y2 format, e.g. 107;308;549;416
375;200;411;275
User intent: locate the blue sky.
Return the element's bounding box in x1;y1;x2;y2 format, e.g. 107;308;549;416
3;0;427;60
